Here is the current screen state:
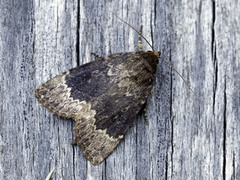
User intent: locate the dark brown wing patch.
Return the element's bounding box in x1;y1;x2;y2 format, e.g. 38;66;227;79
35;56;115;118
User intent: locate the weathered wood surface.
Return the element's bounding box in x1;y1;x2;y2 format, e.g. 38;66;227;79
0;0;239;179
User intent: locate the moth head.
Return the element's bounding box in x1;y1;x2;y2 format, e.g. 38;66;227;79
154;51;161;58
147;51;161;58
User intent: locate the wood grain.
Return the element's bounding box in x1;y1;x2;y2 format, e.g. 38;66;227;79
0;0;239;179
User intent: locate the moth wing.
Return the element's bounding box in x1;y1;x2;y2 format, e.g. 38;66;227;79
35;51;158;165
34;58;114;119
73;59;157;165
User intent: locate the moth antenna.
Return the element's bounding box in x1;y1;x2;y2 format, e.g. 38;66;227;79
113;12;198;98
137;25;143;51
160;57;199;99
112;12;155;52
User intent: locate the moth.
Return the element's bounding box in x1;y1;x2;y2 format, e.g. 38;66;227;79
35;14;161;165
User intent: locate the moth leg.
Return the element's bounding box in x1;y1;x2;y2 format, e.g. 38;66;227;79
137;25;143;51
143;107;149;125
71;139;77;146
91;52;102;59
139;102;149;125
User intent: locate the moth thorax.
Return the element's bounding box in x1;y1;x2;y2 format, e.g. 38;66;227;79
152;51;161;58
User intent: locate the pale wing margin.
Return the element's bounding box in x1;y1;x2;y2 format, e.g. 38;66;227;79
35;71;87;119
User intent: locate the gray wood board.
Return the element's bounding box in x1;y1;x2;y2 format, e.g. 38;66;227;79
0;0;239;179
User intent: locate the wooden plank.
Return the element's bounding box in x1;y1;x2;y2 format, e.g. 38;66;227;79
0;0;239;179
215;1;240;179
